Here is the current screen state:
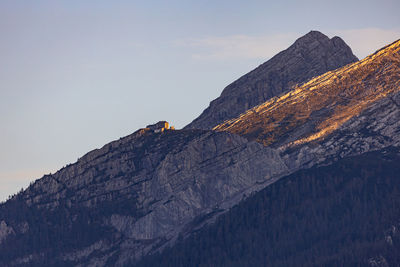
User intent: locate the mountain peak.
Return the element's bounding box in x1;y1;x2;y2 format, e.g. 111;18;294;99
214;38;400;148
291;31;356;60
185;31;358;130
296;30;329;42
294;31;353;52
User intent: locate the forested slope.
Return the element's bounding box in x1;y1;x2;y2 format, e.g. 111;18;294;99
137;147;400;267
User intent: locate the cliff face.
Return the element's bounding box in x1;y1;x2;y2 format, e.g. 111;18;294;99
185;31;358;130
136;147;400;267
0;128;289;266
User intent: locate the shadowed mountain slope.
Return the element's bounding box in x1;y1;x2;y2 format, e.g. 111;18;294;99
136;147;400;267
0;128;289;266
186;31;358;130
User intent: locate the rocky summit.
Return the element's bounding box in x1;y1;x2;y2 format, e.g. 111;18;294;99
1;33;400;267
185;30;358;130
214;39;400;168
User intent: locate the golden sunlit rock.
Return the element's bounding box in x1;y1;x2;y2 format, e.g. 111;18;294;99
214;39;400;148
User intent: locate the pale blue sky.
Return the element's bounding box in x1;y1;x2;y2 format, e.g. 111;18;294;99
1;0;399;201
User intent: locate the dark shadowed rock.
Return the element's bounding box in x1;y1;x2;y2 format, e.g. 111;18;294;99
185;31;358;130
0;128;289;266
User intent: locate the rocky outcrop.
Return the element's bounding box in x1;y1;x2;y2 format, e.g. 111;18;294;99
185;31;358;130
146;121;172;133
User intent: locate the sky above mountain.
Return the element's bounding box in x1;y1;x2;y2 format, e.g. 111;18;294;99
1;0;399;201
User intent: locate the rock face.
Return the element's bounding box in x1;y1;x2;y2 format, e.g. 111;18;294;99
185;30;358;130
215;39;400;150
0;128;289;266
135;147;400;267
214;38;400;184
